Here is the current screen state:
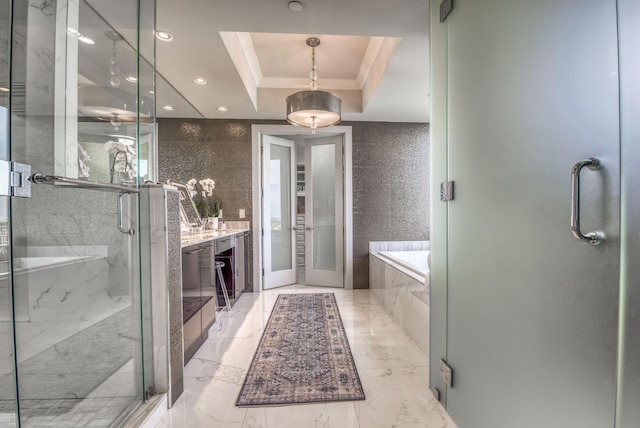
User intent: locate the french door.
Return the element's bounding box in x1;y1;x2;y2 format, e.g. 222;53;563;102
304;136;343;288
262;135;296;289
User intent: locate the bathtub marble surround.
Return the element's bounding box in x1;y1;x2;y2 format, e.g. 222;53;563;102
368;240;430;254
369;242;430;357
155;286;457;428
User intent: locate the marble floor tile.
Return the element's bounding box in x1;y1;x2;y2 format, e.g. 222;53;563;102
155;286;456;428
244;401;360;428
355;367;455;428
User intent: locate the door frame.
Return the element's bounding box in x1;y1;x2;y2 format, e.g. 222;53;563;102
251;124;353;291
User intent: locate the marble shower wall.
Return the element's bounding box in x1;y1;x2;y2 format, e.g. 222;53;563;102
157;119;430;290
11;115;137;296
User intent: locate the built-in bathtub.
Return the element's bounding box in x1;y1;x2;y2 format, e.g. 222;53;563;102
378;251;429;279
369;241;430;356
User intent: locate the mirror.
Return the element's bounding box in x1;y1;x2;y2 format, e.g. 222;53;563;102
167;180;204;230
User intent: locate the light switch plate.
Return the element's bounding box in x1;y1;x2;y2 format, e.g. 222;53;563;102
239;209;245;218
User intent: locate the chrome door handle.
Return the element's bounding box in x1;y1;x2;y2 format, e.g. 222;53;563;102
30;173;140;193
570;157;603;245
118;192;136;236
292;226;297;231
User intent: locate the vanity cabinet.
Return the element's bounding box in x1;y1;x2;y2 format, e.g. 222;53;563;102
181;229;249;364
181;241;217;363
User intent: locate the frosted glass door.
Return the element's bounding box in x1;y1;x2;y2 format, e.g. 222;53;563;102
305;136;343;288
262;135;296;289
438;1;621;427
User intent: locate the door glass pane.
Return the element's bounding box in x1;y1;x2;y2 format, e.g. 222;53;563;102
0;0;17;424
10;0;145;425
270;144;292;271
311;144;336;271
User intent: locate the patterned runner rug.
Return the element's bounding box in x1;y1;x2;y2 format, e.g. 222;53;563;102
236;293;365;406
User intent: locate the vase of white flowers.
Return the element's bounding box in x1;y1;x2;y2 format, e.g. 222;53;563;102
187;177;220;229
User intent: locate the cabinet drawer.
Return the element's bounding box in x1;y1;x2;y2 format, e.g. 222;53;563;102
216;237;234;253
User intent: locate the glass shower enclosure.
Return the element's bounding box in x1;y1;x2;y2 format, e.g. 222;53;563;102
0;0;155;426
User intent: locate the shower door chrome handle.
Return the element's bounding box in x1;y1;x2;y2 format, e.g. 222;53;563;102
570;157;604;245
118;192;135;236
30;173;140;194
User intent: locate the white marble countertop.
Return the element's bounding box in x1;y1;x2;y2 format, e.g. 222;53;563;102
181;228;250;249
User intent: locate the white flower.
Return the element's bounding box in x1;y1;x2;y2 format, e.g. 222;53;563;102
186;179;198;198
199;178;215;197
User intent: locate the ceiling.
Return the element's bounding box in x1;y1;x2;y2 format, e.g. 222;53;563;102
155;0;431;123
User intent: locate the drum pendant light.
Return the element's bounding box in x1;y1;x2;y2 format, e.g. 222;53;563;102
286;37;341;133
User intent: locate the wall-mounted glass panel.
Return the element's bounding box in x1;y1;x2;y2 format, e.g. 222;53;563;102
0;0;17;424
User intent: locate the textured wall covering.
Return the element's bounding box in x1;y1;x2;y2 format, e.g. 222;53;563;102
345;121;430;289
158;119;430;290
157;119;275;291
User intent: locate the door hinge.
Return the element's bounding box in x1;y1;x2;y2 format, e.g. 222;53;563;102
0;160;31;198
431;387;441;401
440;181;454;202
440;359;453;387
440;0;453;22
262;268;265;276
144;385;154;401
261;228;264;236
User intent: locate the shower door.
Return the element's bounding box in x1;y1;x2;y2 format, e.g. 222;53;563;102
4;0;155;426
432;0;621;427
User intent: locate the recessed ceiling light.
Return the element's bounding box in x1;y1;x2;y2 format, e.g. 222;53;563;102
0;87;9;92
78;35;95;45
125;75;137;83
194;78;207;85
156;31;173;42
217;106;228;112
162;105;175;111
288;1;303;12
149;90;154;95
